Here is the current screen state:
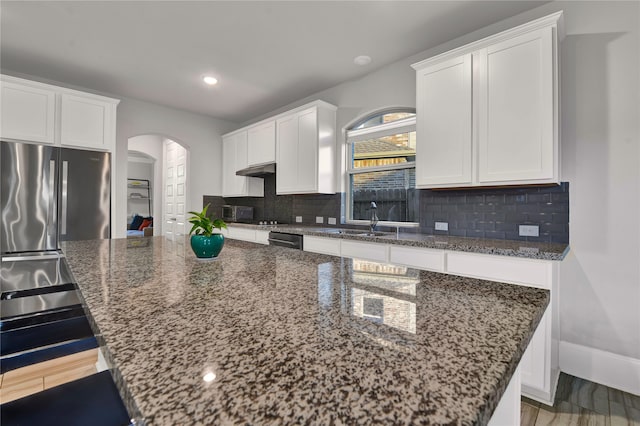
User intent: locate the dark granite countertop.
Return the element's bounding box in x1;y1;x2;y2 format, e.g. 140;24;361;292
63;237;549;425
229;223;569;261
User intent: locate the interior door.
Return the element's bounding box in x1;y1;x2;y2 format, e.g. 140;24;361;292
163;140;187;241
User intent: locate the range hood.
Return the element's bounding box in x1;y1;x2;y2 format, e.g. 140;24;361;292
235;162;275;177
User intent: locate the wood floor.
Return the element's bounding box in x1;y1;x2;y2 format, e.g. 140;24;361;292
522;373;640;426
0;349;98;404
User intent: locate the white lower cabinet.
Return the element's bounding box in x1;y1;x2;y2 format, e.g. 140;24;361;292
488;365;522;426
223;227;270;245
388;245;445;272
340;240;389;263
303;236;341;256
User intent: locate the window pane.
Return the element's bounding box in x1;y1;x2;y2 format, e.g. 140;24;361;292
352;131;416;169
350;169;419;222
354;112;416;130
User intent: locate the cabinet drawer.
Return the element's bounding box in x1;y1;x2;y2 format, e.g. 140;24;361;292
303;236;340;256
389;246;445;272
446;251;552;289
340;240;388;263
227;227;256;242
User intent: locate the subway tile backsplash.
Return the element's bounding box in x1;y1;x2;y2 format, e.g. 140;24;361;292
419;183;569;243
204;179;569;244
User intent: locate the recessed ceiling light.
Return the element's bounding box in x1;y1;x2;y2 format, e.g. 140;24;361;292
203;76;218;86
353;55;372;66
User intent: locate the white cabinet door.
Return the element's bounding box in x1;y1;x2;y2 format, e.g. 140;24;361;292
296;108;318;192
388;245;445;272
416;54;472;188
478;27;555;184
304;236;341;256
247;120;275;166
60;94;113;151
222;132;263;197
341;240;389;263
275;114;299;194
0;80;56;144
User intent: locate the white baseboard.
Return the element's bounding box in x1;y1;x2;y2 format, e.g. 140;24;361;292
560;341;640;396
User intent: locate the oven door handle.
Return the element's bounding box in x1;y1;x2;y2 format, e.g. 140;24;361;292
268;238;298;246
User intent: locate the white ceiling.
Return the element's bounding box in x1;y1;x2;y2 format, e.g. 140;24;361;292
1;1;548;123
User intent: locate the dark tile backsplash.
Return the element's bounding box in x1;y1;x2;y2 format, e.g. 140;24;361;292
204;178;569;244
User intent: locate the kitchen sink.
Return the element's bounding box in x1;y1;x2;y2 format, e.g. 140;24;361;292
324;229;388;237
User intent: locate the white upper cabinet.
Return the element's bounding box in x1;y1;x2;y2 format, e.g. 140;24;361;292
415;54;472;187
0;79;56;144
60;93;116;151
222;131;263;197
412;12;562;189
0;75;119;152
478;28;555;184
247;120;275;166
275;101;336;195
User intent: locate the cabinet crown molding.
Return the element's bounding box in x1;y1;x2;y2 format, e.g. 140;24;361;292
411;11;564;71
0;74;120;105
223;99;337;138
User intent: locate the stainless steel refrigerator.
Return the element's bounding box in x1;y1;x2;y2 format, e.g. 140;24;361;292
1;140;111;255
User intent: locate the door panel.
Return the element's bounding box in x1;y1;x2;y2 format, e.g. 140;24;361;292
163;140;187;241
1;142;58;253
478;28;554;183
59;148;110;242
416;54;472;187
297;110;317;192
276;115;298;194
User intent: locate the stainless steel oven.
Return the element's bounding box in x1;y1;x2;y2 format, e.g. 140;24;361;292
268;232;303;250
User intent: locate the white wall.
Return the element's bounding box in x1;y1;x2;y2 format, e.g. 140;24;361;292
114;96;237;238
236;1;640;393
128;135;164;234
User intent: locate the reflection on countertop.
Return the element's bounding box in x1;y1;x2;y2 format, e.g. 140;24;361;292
228;222;569;260
62;237;548;425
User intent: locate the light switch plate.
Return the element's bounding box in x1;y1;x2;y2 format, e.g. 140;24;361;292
435;222;449;231
328;217;337;225
295;216;302;223
316;216;323;224
519;225;539;237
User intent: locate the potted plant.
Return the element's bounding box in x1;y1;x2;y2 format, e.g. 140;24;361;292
188;204;227;259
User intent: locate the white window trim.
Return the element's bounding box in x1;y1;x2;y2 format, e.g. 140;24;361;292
345;115;418;227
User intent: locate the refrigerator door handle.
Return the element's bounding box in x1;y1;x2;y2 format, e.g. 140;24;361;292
48;159;57;241
61;160;68;235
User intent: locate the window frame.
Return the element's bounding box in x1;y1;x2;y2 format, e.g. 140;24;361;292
345;114;419;228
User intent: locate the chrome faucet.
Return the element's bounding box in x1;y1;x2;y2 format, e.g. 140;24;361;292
369;201;379;232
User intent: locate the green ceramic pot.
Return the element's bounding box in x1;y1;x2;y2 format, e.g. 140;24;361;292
190;234;225;258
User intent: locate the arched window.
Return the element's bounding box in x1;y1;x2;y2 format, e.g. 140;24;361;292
346;109;418;224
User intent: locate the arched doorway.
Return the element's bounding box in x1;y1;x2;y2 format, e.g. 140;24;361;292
126;135;190;240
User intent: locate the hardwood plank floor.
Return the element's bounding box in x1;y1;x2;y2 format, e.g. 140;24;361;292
522;373;640;426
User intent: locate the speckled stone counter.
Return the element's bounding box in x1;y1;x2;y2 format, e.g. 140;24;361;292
229;223;569;261
62;237;549;425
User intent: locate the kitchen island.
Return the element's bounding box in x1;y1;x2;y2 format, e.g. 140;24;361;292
62;237;549;425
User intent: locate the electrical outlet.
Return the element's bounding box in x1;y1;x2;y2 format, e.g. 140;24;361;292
316;216;324;224
328;217;336;225
435;222;449;231
519;225;539;237
295;216;302;223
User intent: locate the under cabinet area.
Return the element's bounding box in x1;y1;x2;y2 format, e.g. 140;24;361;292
412;12;562;189
0;74;119;152
221;131;264;197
